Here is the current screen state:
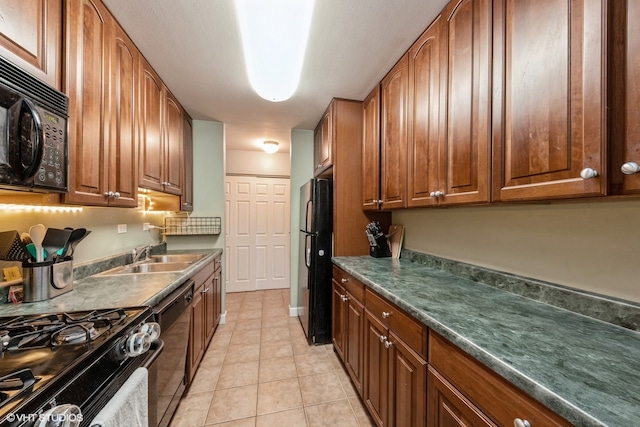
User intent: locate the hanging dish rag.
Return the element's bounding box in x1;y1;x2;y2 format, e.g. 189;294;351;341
90;367;148;427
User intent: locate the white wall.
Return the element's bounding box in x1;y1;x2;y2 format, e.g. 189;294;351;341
226;150;290;176
393;199;640;303
289;129;314;310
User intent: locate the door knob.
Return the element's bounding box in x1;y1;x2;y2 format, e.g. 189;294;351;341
580;168;598;179
621;162;640;175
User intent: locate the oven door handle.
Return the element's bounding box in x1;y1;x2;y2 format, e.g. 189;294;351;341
142;339;164;369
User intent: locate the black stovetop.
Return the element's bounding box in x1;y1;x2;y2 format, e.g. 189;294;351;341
0;306;152;425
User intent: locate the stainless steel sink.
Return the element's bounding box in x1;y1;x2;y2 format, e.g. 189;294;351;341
99;261;193;275
146;254;206;263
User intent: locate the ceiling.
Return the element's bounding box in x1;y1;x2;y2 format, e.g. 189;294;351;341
102;0;448;152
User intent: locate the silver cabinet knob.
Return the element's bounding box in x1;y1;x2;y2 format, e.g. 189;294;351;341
104;191;114;197
341;278;348;284
316;164;322;169
513;419;531;427
341;295;348;302
379;335;387;343
384;340;393;349
201;287;210;293
430;191;444;198
621;162;640;175
382;311;390;319
113;192;120;198
580;168;598;179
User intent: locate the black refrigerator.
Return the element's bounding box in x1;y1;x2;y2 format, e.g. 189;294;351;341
298;178;333;344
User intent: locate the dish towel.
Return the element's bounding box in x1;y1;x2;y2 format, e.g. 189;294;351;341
90;367;148;427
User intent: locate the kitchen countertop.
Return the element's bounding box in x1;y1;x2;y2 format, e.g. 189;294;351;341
332;255;640;427
0;249;222;316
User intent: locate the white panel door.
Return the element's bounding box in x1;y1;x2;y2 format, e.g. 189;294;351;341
225;175;290;293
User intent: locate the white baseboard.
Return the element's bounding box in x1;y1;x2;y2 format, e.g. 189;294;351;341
289;305;301;317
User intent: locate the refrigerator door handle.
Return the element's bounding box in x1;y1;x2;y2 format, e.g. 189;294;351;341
305;234;312;270
305;199;313;232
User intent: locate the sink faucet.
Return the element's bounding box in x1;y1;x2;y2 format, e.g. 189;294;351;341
132;244;152;263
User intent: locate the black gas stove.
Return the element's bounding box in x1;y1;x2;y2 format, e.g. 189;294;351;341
0;307;160;427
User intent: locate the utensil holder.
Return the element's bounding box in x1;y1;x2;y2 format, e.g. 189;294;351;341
370;235;392;258
22;259;74;303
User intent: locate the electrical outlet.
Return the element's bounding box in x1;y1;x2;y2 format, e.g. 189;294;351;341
143;223;150;231
117;224;127;234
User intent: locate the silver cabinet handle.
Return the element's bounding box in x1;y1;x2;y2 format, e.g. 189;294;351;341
384;340;393;349
341;278;348;284
382;311;390;319
340;295;348;302
201;287;210;293
621;162;640;175
580;168;598;179
513;419;531;427
379;335;387;343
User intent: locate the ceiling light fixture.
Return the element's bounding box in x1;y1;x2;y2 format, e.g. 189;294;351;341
262;140;279;154
234;0;315;102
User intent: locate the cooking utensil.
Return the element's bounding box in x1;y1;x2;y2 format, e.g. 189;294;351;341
26;244;63;260
29;224;46;263
21;232;32;244
0;230;30;261
42;228;72;262
65;228;91;258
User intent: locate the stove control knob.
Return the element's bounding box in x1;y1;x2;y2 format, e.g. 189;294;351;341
37;403;82;427
126;332;152;357
140;322;161;341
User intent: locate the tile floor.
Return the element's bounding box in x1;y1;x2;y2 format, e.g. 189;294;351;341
168;289;375;427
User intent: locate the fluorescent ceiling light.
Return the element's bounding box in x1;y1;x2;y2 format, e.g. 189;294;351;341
234;0;315;102
262;140;279;154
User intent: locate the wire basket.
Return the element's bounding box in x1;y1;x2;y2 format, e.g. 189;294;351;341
164;217;221;235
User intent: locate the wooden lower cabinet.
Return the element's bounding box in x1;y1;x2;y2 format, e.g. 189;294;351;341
332;267;365;394
187;257;219;383
427;367;496;427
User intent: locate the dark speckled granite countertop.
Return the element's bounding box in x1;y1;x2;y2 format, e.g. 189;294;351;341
332;255;640;427
0;249;222;316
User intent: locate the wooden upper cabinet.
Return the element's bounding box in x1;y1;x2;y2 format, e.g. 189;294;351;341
64;0;110;206
65;0;138;207
0;0;63;89
362;85;382;210
610;1;640;194
380;53;409;209
139;58;164;192
492;0;606;201
407;16;443;208
182;115;194;211
108;23;139;207
440;0;491;205
164;89;183;195
314;109;332;176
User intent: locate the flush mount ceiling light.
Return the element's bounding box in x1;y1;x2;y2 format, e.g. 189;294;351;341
234;0;315;102
262;140;279;154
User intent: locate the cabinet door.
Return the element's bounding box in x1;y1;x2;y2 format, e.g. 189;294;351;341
139;58;164;191
441;0;491;205
345;292;364;396
362;85;382;210
0;0;62;89
108;23;138;207
314;109;332;176
408;16;442;208
364;310;389;427
181;115;194;211
380;53;409;210
189;285;205;383
64;0;110;206
388;331;426;427
427;367;496;427
204;273;215;345
610;0;640;194
164;90;183;195
492;0;606;201
332;280;347;361
214;264;222;327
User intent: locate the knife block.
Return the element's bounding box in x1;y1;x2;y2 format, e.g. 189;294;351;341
370;235;392;258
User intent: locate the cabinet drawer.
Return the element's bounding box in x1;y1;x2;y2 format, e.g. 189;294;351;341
191;259;215;287
365;289;426;358
429;331;571;427
332;266;364;303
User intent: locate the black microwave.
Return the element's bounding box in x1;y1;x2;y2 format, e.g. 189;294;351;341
0;56;68;192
